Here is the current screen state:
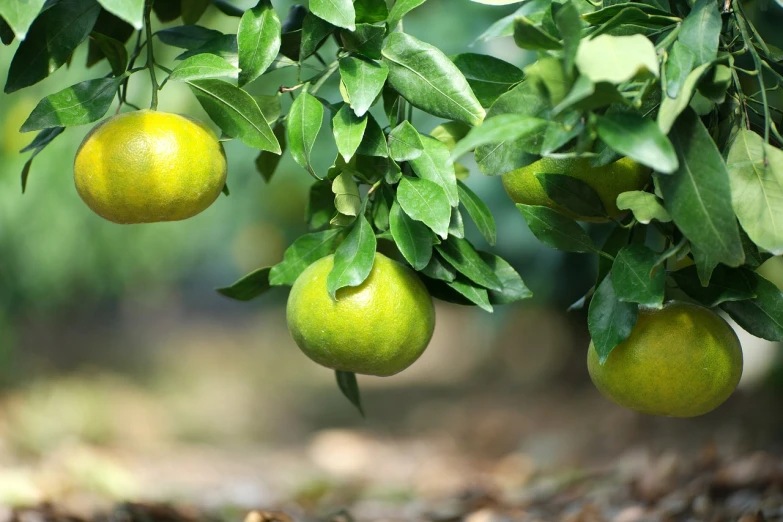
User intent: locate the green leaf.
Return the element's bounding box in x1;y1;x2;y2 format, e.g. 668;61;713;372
597;225;630;285
596;112;678;174
657;109;744;267
169;53;240;82
516;204;596;253
339;23;385;59
726;130;783;255
300;11;333;60
287;91;324;178
5;0;101;93
590;7;678;39
176;34;239;65
256;123;286;183
665;41;695;99
450;53;524;108
447;279;493;312
410;135;459;207
372;185;393;231
657;61;713;134
457;181;497;246
449;207;465;238
96;0;143;29
339;56;388;117
217;267;272;301
450;114;549;162
255;94;281;123
616;191;671;224
269;229;343;286
387;0;427;29
611;244;665;308
524;55;570;106
0;15;14;45
188;79;281;153
390;200;433;270
310;0;355;30
0;0;45;39
575;34;659;85
430;121;470;151
332;172;361;217
306;181;335;230
382;32;485;126
588;273;639;364
332;105;368;163
237;0;281;86
556;1;582;74
678;0;721;66
211;0;244;17
182;0;211;24
672;265;757;307
21;76;123;132
436;237;503;291
534;173;607;219
157;25;223;49
19;126;64;192
335;370;364;416
90;32;128;76
397;176;451;239
421;254;456;281
582;2;671;24
478;252;532;304
513;15;561;50
388;120;423;162
356;115;388;158
721;271;783;341
327;214;377;299
697;64;731;104
354;0;388;23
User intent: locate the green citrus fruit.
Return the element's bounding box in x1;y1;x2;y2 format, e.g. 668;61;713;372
502;157;651;222
73;110;227;224
286;253;435;377
587;302;743;417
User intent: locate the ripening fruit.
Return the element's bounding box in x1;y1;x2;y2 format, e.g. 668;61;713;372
73;110;227;224
502;157;651;222
588;302;743;417
286;253;436;377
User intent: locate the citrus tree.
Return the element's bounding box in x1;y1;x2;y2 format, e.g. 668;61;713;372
2;0;782;416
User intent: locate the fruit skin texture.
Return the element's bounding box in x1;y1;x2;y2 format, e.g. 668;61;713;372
74;110;227;224
502;157;651;222
587;302;743;417
286;253;435;377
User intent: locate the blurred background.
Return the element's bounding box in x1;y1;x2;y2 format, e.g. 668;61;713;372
1;1;783;521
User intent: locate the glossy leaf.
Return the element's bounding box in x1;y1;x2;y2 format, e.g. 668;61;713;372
157;25;223;49
383;32;485;126
300;11;333;60
188;79;281;153
657;62;712;134
555;0;581;74
287;91;324;178
176;34;239;65
97;0;143;29
436;237;503;291
390;200;433;270
479;252;532;304
0;0;45;39
340;23;385;59
447;279;493;312
410;136;459;207
665;41;695;99
5;0;101;93
339;56;388;117
182;0;211;24
256;123;286;183
19;126;64;192
387;0;427;29
21;76;123;131
354;0;388;23
327;214;377;299
421;254;456;282
678;0;721;66
726;130;783;255
615;191;671;224
397;176;451;239
269;229;343;286
457;181;497;246
596;112;678;174
450;53;524;108
332;172;361;217
597;225;631;286
513;15;561;50
335;371;364;416
575;34;659;85
588;274;639;364
657;109;744;267
388;121;423;162
169;53;240;82
237;0;281;86
450;114;549;162
310;0;355;30
535;174;607;219
356;115;388;158
90;32;128;76
611;244;665;308
217;267;272;301
672;265;757;307
449;207;465;238
516;204;596;253
430;121;470;151
333;105;367;163
721;271;783;341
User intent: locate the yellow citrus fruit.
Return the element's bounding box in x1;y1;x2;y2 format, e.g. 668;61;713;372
502;157;651;222
588;302;743;417
73;110;227;224
286;252;435;377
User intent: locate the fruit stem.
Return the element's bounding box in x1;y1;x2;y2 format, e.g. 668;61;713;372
144;0;159;111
